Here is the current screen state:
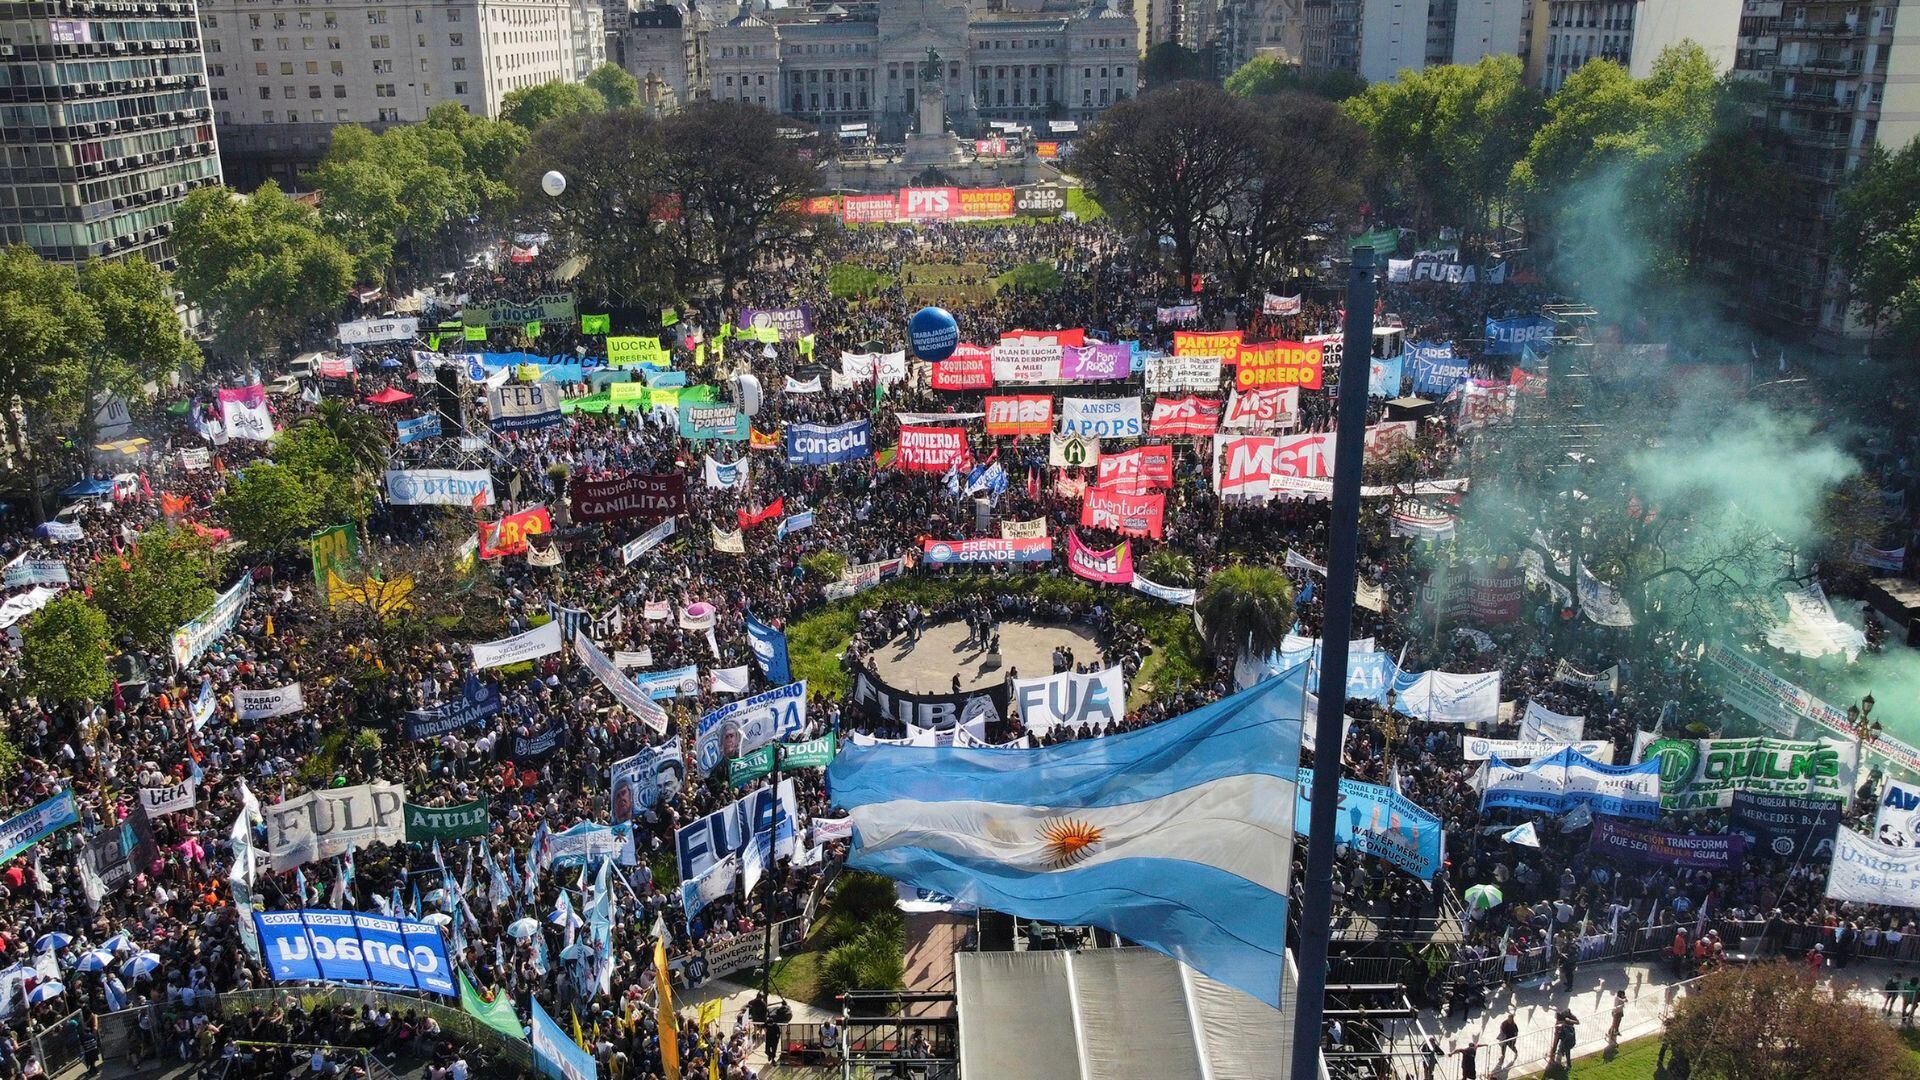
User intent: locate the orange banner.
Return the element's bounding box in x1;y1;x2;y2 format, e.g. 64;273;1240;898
1174;330;1242;364
1235;340;1325;390
477;505;552;558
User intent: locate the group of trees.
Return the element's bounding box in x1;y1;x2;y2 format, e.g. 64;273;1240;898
1834;136;1920;333
511;99;818;306
1073;82;1365;298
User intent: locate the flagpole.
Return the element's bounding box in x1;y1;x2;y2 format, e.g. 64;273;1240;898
1290;246;1377;1079
759;751;783;1007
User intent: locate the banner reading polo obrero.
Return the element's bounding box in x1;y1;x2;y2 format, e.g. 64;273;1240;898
1082;487;1165;539
486;383;562;432
1235;340;1324;391
693;681;808;772
922;537;1053;566
1067;532;1134;584
172;574;252;668
218;384;274;441
265;782;406;872
385;469;494;508
829;666;1304;1006
897;427;970;471
786;420;872;465
1147;396;1219;437
1826;827;1920;908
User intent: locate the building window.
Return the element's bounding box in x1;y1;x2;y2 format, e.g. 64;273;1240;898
379;108;399;121
451;56;465;70
331;61;344;74
255;61;269;75
204;14;219;27
306;61;318;74
325;13;338;28
262;110;275;122
251;37;265;50
334;85;346;97
258;86;271;100
367;10;387;24
370;35;390;49
450;33;463;46
1083;88;1091;105
249;13;262;28
308;85;321;98
329;37;341;49
338;108;350;121
454;81;468;94
208;40;221;53
791;92;802;110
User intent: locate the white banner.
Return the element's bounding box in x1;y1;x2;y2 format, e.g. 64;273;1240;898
704;456;749;491
1463;736;1611;762
711;525;746;554
138;779;196;818
2;559;69;589
385;469;495;507
1048;433;1102;468
1520;702;1585;744
1059;397;1142;439
1010;666;1127;734
236;683;306;720
337;317;419;345
265;782;406;872
1000;518;1048;540
1826;827;1920;908
486;383;562;430
1221;387;1299;432
622;517;676;564
1874;779;1920;848
172;575;252;669
989;341;1063;383
1129;574;1196;605
615;648;653;670
470;620;563;669
219;392;274;442
1144;356;1221;393
1395;670;1501;724
783;375;822;394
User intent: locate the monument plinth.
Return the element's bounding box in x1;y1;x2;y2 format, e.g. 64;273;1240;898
902;46;965;166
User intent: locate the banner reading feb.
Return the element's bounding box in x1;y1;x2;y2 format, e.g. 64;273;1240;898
1236;340;1325;391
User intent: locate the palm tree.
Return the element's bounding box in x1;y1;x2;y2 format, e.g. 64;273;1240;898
1196;564;1294;662
298;399;390;476
1141;548;1196;587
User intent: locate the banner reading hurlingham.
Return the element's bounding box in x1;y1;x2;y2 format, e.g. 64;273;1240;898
265;782;406;872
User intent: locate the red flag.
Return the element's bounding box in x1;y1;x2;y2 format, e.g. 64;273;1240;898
737;496;785;530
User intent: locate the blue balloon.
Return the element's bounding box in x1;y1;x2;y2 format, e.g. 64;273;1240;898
907;306;960;362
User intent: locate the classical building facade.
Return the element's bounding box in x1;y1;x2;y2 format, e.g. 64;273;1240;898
613;1;706;111
0;0;224;267
706;0;1138;139
200;0;604;187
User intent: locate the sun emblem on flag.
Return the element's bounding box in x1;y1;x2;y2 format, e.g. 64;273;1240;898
1040;817;1105;868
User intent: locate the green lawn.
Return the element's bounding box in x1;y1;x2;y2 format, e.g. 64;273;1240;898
767;948;822;1004
1524;1034;1661;1079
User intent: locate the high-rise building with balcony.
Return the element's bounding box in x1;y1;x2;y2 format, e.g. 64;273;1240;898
0;0;224;268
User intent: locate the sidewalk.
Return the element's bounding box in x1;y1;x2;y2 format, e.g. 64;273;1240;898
1407;955;1898;1079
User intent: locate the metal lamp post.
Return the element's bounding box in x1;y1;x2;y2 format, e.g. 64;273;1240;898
1289;247;1378;1079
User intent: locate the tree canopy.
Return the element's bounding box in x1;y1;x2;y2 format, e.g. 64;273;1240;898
1197;565;1295;661
1225;57;1365;102
1665;963;1920;1080
1834;135;1920;331
584;63;641;110
89;525;218;651
170;183;354;361
20;595;111;709
501;80;607;131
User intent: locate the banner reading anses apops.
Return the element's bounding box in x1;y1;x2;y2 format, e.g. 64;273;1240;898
253;909;454;996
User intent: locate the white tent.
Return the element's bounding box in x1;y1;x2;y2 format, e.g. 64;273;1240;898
955;947;1307;1080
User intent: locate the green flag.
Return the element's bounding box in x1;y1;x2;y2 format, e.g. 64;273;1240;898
403;799;489;842
798;333;815;359
464;324;487;342
427;333;443;351
872;376;885;414
749;325;779;345
661;306;679;327
718;321;734;341
459;970;526;1039
779;733;837;770
581;313;611;335
525;321;542;339
729;745;776;787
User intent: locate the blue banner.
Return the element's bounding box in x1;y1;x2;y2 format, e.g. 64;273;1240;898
252;909;455;996
1408;342;1467;396
678;402;748;441
1485;316;1555;357
401;673;500;740
1296;768;1444;879
1481;748;1662;822
633;664;700;700
1368;356;1403;398
395;413;441;444
642;369;687;388
786;420;872;465
530;998;597;1080
0;791;78;864
745;612;792;684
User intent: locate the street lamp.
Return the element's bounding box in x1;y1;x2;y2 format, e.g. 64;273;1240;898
1851;694;1880;811
1379;689;1402;776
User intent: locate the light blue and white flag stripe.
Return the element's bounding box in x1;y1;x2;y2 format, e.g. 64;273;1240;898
827;671;1304;1007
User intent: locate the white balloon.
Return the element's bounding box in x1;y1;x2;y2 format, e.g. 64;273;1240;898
732;373;763;417
541;170;567;198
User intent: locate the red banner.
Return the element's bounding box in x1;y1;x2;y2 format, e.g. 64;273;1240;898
1081;487;1166;539
738;496;785;530
1067;531;1134;584
931;348;994;391
1036;142;1060;159
569;473;685;523
1212;433;1335;497
478;505;553;558
1362;421;1417;465
1000;328;1086;349
1467;560;1524;624
898;187;961;220
841;194;895;224
985;394;1053;436
897;427;970;471
1095;446;1175;493
800;195;841;216
1173;330;1242;363
1221;387;1299;431
1148;396;1220;437
1234;340;1324;390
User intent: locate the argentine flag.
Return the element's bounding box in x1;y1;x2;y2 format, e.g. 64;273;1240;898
827;671;1303;1007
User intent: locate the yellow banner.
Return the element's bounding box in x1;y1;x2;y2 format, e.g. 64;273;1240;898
326;571;415;615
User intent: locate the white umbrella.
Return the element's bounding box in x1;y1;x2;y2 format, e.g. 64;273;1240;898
506;918;540;939
101;933;134;954
24;982;63;1005
121;952;162;978
72;950;113;973
419;913;453;927
558;942;592;960
33;933;72;953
